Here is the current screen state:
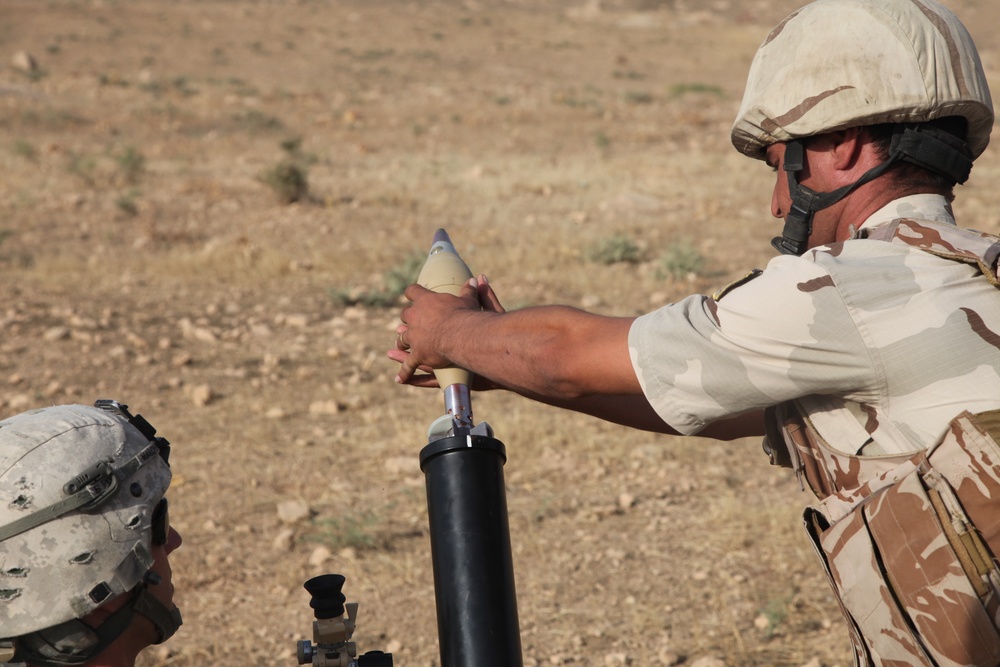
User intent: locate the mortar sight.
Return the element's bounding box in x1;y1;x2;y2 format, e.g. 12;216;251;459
304;574;347;619
296;573;393;666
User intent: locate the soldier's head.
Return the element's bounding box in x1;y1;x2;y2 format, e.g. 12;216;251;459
0;401;182;667
731;0;994;255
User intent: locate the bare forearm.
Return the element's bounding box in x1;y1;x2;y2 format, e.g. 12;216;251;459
391;280;765;440
524;392;766;440
524;392;678;433
437;305;639;400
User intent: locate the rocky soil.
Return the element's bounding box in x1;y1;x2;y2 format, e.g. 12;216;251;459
2;1;1000;666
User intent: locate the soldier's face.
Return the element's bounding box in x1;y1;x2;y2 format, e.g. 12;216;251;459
765;141;841;249
128;522;183;651
150;526;182;609
79;523;183;660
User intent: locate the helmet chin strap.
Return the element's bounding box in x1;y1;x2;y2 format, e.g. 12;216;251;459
13;583;182;666
133;580;183;645
771;125;974;256
772;139;894;255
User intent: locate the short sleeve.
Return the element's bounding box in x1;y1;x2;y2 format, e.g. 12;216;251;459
628;255;876;434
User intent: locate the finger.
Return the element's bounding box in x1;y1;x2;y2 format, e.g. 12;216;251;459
477;274;505;314
456;276;480;302
386;349;436;378
395;328;409;350
404;372;441;389
396;357;419;384
403;283;432;301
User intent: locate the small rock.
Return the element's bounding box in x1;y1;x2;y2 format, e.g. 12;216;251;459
657;650;681;666
179;318;218;344
617;493;635;510
171;352;192;367
265;407;286;420
309;400;340;415
8;394;31;410
344;306;367;320
272;527;294;551
385;640;402;654
11;50;37;73
189;384;214;407
277;499;311;524
43;326;70;341
308;546;331;567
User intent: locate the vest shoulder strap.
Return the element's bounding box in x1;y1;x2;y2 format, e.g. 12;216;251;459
866;218;1000;286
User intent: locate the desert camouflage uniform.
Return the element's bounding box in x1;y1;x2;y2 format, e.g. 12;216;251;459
629;193;1000;665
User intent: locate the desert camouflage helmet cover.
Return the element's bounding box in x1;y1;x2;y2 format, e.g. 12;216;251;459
731;0;994;160
0;404;170;638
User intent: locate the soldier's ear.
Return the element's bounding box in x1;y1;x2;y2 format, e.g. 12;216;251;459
828;127;865;171
803;128;868;185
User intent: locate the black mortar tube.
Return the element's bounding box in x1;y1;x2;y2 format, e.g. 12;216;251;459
420;434;523;667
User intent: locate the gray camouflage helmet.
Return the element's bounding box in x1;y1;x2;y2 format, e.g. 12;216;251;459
0;402;171;640
731;0;994;160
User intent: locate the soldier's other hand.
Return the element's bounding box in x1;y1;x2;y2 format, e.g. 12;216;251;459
389;279;481;385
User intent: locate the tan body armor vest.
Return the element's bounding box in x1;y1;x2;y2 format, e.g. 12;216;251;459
764;219;1000;667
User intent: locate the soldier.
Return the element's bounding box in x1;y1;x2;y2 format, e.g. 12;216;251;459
389;0;1000;664
0;401;182;667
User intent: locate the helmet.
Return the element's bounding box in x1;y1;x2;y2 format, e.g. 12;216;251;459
731;0;994;160
0;401;177;664
730;0;994;256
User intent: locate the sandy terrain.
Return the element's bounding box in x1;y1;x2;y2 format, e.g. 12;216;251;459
2;1;1000;665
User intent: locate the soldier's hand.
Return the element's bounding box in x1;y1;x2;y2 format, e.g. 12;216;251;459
389;278;481;385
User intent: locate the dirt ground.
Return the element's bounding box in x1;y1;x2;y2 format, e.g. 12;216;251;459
2;1;1000;666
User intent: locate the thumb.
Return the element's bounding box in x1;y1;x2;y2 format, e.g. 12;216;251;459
403;283;433;301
